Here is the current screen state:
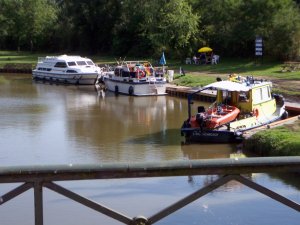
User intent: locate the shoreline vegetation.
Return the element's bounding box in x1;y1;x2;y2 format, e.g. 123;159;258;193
243;119;300;156
1;51;299;156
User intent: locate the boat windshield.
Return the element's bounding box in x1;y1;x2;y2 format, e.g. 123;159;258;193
86;61;94;66
76;61;87;66
67;61;76;66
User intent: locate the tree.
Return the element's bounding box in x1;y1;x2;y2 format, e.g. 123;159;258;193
142;0;199;57
192;0;300;59
111;0;199;58
55;0;121;53
0;0;58;51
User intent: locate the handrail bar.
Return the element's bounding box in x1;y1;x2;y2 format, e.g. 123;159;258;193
1;157;300;183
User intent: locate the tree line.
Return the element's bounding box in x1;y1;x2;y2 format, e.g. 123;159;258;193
0;0;299;60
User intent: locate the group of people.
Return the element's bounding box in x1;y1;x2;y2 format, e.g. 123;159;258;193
193;52;219;64
190;52;219;65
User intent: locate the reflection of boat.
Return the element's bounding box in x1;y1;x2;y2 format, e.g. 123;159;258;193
181;75;288;143
101;61;167;96
32;55;101;85
182;143;235;159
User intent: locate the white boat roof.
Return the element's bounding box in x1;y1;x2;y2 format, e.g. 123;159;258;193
204;81;250;92
37;55;96;65
45;55;91;61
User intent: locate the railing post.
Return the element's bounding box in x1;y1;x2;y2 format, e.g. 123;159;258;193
34;181;43;225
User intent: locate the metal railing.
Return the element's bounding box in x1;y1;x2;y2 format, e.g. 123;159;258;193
1;156;300;225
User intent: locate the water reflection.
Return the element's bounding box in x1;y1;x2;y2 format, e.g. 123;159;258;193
0;75;243;165
181;143;236;159
0;74;299;225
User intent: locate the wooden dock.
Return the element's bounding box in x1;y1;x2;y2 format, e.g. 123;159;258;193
166;85;216;102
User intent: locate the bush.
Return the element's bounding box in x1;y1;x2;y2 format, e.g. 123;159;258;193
244;120;300;156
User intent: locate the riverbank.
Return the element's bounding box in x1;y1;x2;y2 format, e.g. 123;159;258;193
243;118;300;156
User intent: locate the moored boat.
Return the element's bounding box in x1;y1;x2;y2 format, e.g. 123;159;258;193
32;55;101;85
181;75;288;143
100;60;167;96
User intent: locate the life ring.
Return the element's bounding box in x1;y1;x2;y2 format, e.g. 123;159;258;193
253;108;259;118
137;70;145;79
128;86;134;95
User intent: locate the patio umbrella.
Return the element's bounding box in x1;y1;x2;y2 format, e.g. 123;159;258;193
198;47;213;53
159;52;166;65
159;52;166;73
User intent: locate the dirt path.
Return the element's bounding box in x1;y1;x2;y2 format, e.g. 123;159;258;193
269;78;300;102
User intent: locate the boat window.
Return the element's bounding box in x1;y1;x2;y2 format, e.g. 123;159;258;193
67;61;76;66
54;62;67;68
253;86;271;104
239;92;249;102
76;61;87;66
114;68;121;76
38;67;51;71
66;70;77;73
261;86;271;100
86;61;94;65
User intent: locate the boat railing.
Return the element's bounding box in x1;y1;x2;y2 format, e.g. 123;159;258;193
37;57;46;63
0;157;299;225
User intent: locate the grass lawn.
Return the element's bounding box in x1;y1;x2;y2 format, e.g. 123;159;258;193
167;58;300;99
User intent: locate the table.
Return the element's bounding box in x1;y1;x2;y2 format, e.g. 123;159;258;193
281;61;300;72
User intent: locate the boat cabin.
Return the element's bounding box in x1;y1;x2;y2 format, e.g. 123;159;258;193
37;55;97;71
212;79;276;117
114;61;155;79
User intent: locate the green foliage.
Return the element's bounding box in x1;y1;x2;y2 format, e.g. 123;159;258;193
244;120;300;156
1;0;299;59
0;0;57;51
145;0;199;56
193;0;300;59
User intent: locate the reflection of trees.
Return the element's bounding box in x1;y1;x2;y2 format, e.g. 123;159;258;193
268;172;300;191
0;75;45;132
188;174;253;193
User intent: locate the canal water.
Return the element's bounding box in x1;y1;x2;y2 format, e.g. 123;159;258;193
0;74;299;225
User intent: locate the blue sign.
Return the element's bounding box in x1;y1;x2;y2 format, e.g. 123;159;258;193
255;36;263;56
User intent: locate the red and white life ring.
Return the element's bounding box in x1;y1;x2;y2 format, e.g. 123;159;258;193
137;70;145;79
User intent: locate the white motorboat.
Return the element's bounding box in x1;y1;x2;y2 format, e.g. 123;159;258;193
100;61;167;96
32;55;101;85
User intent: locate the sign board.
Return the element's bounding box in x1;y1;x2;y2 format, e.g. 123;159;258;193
255;36;263;56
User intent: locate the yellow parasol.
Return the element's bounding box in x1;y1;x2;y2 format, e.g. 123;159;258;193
198;47;213;53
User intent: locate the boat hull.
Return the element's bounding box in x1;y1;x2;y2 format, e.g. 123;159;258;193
181;106;287;143
32;71;98;85
181;125;243;143
104;78;167;96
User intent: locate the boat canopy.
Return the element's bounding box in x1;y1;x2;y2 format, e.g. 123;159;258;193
204;81;250;92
